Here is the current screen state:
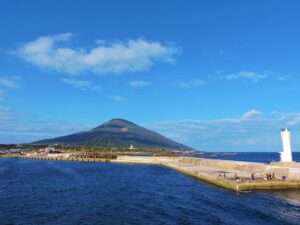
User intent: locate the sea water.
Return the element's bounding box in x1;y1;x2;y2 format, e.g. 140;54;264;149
0;153;300;225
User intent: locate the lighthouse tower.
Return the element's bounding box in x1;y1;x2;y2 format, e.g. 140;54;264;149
280;128;293;162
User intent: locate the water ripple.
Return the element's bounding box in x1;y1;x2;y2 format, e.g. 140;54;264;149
0;158;299;225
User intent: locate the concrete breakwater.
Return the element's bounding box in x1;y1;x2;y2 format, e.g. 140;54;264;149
113;156;300;191
0;155;111;163
1;154;300;191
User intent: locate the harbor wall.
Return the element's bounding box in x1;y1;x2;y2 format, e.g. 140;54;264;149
114;156;300;180
178;157;300;180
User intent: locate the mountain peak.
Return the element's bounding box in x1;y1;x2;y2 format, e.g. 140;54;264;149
91;118;137;132
106;118;134;124
33;118;192;150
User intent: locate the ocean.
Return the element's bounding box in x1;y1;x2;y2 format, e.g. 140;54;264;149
0;153;300;225
202;152;300;163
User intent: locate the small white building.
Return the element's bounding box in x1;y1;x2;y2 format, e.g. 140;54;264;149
46;146;55;152
280;128;293;162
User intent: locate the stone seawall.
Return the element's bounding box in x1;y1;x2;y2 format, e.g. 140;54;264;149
177;157;300;180
0;155;111;163
113;155;300;180
113;156;300;191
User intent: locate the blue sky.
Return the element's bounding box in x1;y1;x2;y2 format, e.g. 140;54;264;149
1;0;300;152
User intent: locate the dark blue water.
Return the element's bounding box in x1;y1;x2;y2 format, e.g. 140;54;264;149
1;155;300;225
203;152;300;163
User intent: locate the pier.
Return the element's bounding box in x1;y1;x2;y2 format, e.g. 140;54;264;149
1;154;300;191
113;156;300;191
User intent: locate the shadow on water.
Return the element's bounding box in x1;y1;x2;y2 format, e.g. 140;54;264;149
267;189;300;206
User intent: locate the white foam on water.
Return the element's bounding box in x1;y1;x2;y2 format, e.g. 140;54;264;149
47;160;78;176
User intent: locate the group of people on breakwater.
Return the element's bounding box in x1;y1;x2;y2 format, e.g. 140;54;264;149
265;173;276;180
218;172;280;182
250;173;276;181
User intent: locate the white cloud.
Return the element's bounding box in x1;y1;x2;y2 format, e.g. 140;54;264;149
147;110;300;152
224;71;268;83
0;78;18;88
197;71;290;85
109;95;127;102
0;89;5;101
2;105;300;150
129;80;152;88
0;106;90;144
61;78;101;91
277;75;291;81
16;33;180;75
0;106;20;119
272;112;300;126
241;109;262;120
174;79;205;89
287;116;300;126
0;77;20;101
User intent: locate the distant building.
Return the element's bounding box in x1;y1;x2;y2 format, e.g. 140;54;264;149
45;146;56;153
280;128;293;162
0;150;8;155
9;148;23;154
38;146;63;154
129;144;134;150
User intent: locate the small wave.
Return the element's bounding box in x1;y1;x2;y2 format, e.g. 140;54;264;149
47;161;78;176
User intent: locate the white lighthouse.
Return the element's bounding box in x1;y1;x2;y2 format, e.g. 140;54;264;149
280;128;293;162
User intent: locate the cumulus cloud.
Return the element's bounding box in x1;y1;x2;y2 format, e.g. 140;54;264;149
129;80;152;88
147;110;300;152
174;79;205;89
61;78;101;91
16;33;180;75
224;71;268;83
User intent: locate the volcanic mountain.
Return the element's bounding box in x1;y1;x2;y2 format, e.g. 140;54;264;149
33;118;192;150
